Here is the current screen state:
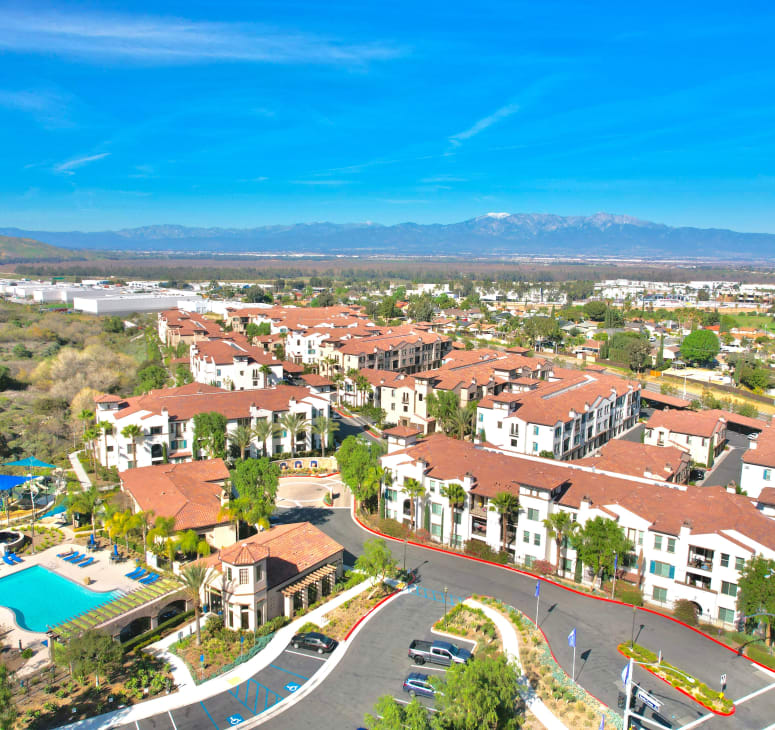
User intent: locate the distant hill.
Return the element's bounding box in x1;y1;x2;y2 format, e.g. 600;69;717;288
3;212;775;260
0;235;85;263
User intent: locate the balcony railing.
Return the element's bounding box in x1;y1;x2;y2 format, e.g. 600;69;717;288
470;504;487;519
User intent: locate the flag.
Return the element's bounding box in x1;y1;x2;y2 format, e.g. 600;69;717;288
568;627;576;648
599;715;605;730
614;554;618;571
535;580;540;598
621;663;629;686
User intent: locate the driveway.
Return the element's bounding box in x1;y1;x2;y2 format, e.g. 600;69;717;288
701;431;748;489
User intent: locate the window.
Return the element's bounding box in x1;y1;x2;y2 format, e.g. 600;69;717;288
216;368;221;376
385;489;397;502
667;538;676;554
226;567;233;581
150;426;162;435
523;530;530;543
255;564;263;582
532;442;538;452
561;558;573;573
652;586;667;603
718;607;735;624
454;512;462;525
765;469;772;481
533;426;539;435
654;535;663;551
431;524;442;538
533;533;541;546
524;555;535;568
721;581;737;597
720;553;729;568
239;568;249;584
527;508;540;521
649;561;675;579
478;413;484;422
735;557;745;571
431;503;442;516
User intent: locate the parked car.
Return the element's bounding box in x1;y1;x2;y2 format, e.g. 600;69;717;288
748;432;759;441
402;672;436;698
291;631;336;654
408;639;472;666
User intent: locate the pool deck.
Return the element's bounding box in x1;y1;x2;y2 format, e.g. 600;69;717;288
0;541;142;677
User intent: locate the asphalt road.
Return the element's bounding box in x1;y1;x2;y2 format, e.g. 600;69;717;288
266;508;775;730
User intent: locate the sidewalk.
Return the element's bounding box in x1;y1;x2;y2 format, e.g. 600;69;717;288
468;599;569;730
68;451;92;489
58;574;378;730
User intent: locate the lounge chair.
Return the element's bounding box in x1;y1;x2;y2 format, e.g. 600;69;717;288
2;554;14;566
8;553;22;563
57;548;75;558
63;552;84;563
70;555;89;565
125;566;144;578
131;569;149;581
78;557;95;568
140;573;159;585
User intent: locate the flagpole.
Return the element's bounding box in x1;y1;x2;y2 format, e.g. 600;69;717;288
611;552;618;599
572;643;576;682
535;580;540;627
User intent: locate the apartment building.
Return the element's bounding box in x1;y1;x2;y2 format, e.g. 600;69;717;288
224;305;368;335
573;439;690;483
319;325;451;376
190;338;284;390
477;369;641;460
644;409;727;467
158;309;224;347
741;425;775;499
93;383;330;470
381;433;775;627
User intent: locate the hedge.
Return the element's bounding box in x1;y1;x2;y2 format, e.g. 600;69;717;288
122;610;194;654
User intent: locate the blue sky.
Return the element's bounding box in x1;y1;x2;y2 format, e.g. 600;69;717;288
1;1;774;232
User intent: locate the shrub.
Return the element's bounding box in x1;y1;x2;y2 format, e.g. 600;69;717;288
673;599;699;626
21;647;34;659
464;539;508;564
375;518;409;538
295;621;320;634
534;560;554;576
614;583;644;607
413;528;431;543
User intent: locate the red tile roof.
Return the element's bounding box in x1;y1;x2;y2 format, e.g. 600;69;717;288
640;391;692;409
574;440;689;480
742;425;775;468
191;339;280;367
299;374;334;387
646;409;725;438
757;487;775;506
383;425;422;438
120;460;229;531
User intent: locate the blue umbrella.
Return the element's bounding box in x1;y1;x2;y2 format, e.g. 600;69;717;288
0;475;34;491
4;457;55;469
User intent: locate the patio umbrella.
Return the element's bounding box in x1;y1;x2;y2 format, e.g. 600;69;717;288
0;475;34;526
4;457;55;469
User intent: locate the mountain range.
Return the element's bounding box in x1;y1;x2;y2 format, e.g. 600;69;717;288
3;213;775;260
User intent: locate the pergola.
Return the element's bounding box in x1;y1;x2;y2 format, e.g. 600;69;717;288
281;563;338;616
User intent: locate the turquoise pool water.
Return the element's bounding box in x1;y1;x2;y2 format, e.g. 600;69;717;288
0;565;121;632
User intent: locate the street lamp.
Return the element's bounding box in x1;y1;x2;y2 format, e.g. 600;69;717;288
443;586;449;619
403;537;407;574
630;605;637;648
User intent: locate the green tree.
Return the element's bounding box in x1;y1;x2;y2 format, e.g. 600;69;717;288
448;403;477;440
77;408;94;436
365;696;430;730
229;424;254;461
312;416;339;457
739;366;771;392
737;554;775;646
441;482;466;547
336;436;382;509
147;515;177;553
193;412;228;460
279;412;308;457
0;664;15;730
69;486;102;538
102;316;124;333
571;516;632;589
121;423;143;465
403;477;426;532
543;511;578;576
680;329;720;365
490;492;520;551
433;653;521;729
135;364;168;394
583;300;607;321
426;390;461;435
177;529;199;558
252;418;278;457
355;538;397;597
55;631;122;686
229;457;280;528
180;564;212;646
407;293;435;323
175;364;193;386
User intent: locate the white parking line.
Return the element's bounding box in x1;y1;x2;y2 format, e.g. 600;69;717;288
411;664;447;672
283;649;329;661
168;711;178;730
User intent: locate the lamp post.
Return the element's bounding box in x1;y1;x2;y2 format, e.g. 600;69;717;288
630;605;637;648
443;586;449;619
403;537;407;574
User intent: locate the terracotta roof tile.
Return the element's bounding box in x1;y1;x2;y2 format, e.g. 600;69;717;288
646;409;725;438
573;440;689;480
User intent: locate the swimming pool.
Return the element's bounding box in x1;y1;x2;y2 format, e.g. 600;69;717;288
0;565;121;633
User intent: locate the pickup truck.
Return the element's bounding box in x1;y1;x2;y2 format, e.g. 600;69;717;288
408;639;472;666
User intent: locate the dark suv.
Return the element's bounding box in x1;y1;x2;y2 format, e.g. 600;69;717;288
291;631;336;654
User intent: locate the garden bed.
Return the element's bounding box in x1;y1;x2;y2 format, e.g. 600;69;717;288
14;526;66;555
433;603;499;658
309;582;395;642
473;595;622;730
618;643;734;715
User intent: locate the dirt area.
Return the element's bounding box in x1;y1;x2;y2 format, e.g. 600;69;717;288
317;583;394;642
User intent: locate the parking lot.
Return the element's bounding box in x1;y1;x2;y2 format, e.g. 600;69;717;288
115;640;334;730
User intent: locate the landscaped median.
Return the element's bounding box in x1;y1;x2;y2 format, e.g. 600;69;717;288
618;643;735;716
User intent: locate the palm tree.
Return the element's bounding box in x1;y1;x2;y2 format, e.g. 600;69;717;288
448;405;476;440
105;509;131;551
176;529;199;559
252;418;277;458
543;511;578;576
69;486;102;539
77;409;94;436
312;416;339;458
83;425;99;476
403;477;426;532
147;515;177;564
355;375;371;407
489;492;520;552
332;373;344;404
180;564;211;646
346;368;359;406
259;363;273;388
229;424;253;461
279;412;308;457
441;482;466;547
121;424;143;467
98;422;113;466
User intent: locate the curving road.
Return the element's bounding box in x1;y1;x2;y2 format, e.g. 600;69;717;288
267;507;775;730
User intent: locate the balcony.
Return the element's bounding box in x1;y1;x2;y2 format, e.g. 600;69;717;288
470;503;487;519
688;547;714;572
684;573;715;593
471;517;487;539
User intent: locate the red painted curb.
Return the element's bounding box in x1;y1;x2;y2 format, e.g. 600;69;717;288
351;503;775;676
616;646;735;716
344;589;399;641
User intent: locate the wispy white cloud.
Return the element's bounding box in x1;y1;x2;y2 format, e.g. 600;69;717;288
0;88;72;128
0;9;401;66
291;179;351;186
54;152;111;174
420;175;468;183
449;103;520;147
